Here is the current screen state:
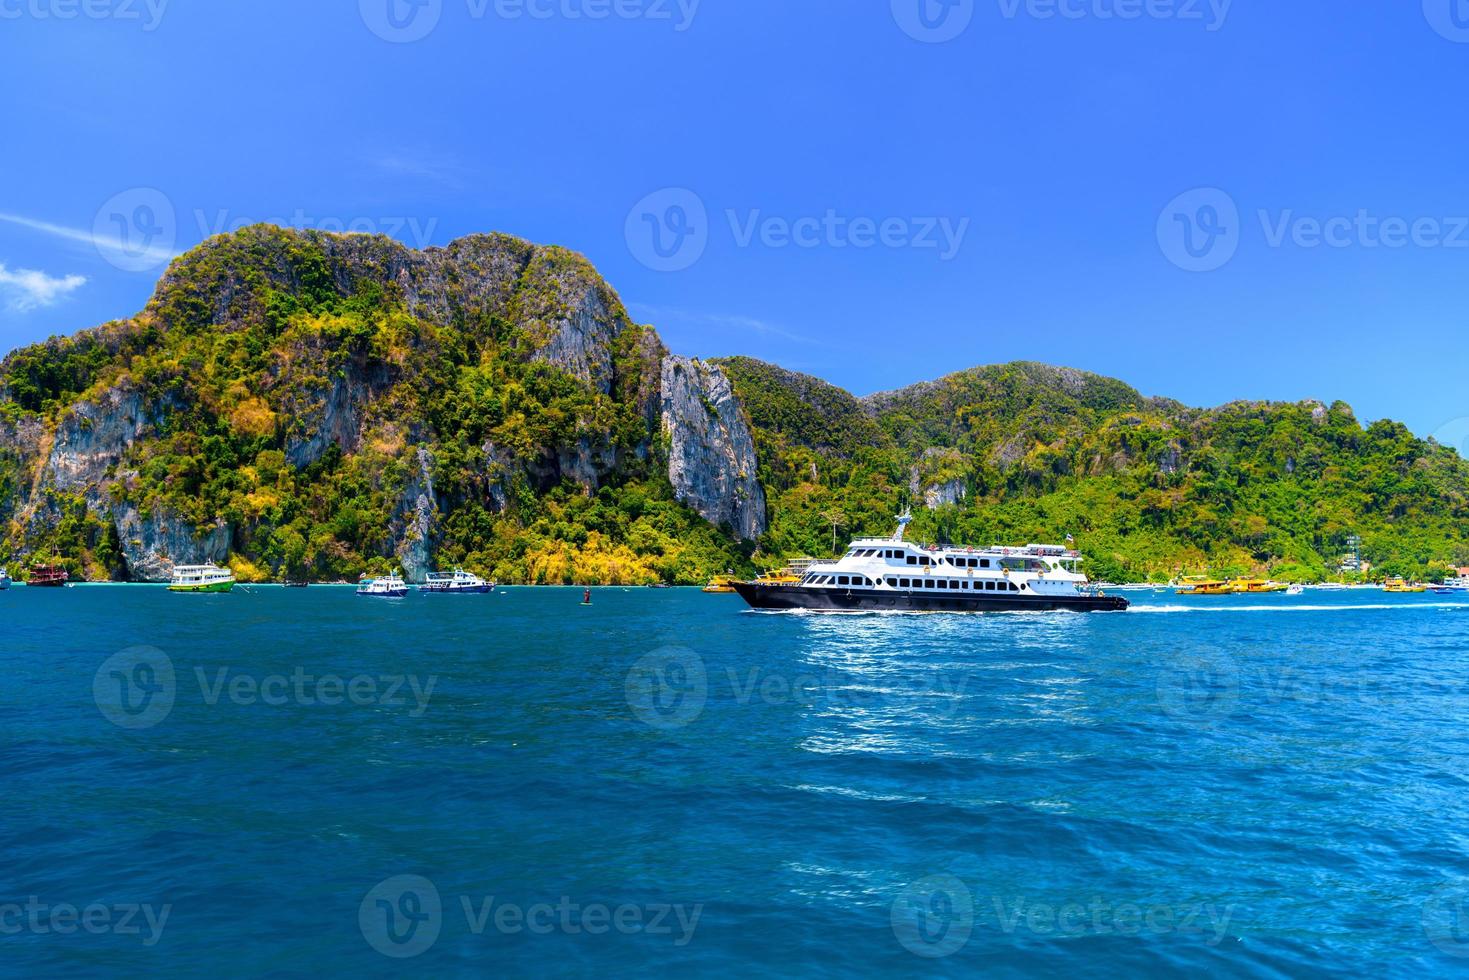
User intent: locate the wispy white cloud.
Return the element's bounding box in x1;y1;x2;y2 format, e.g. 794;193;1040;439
632;305;814;345
0;211;179;267
0;263;86;312
370;150;475;190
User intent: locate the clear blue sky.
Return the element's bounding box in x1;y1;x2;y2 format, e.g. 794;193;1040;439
3;0;1468;439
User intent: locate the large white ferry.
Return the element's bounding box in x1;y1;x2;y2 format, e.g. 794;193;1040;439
733;515;1128;613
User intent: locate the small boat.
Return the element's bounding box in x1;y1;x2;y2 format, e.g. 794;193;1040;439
1225;578;1290;594
0;568;9;591
1286;584;1305;596
1314;582;1349;592
1383;577;1427;594
29;564;69;588
283;580;309;589
582;588;593;606
1176;576;1231;596
421;568;494;594
168;563;236;593
703;575;738;594
357;571;408;598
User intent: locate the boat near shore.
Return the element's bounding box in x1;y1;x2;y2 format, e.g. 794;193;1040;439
168;564;236;593
421;568;494;594
733;515;1128;613
28;564;69;588
357;571;408;598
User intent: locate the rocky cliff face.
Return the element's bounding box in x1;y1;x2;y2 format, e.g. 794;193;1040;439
659;356;767;541
113;500;232;582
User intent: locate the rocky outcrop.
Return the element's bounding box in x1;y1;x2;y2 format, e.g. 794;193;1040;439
390;447;438;583
909;448;968;509
660;357;766;541
44;383;173;507
113;500;231;582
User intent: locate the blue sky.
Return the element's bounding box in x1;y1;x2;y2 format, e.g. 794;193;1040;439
3;0;1468;440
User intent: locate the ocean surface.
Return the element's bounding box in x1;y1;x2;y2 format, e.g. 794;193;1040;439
5;585;1469;977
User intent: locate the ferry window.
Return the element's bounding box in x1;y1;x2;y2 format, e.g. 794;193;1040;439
981;559;990;569
960;581;969;589
906;556;916;565
837;576;849;585
937;580;947;589
1008;582;1019;592
985;581;995;591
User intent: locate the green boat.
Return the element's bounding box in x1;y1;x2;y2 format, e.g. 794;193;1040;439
168;564;236;593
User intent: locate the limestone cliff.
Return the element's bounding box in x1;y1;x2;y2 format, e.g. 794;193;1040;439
659;356;767;541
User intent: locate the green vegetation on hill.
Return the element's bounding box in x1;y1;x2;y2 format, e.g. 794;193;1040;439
0;226;749;584
722;359;1469;583
3;226;1467;586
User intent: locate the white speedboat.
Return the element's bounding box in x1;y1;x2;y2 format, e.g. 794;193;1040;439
168;564;235;593
1286;584;1305;596
733;514;1129;613
357;571;408;598
421;568;494;594
1313;583;1349;592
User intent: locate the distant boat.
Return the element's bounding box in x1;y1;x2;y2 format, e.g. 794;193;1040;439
1383;577;1427;594
283;580;309;588
169;564;236;594
421;568;494;594
582;588;593;606
1286;584;1305;596
1176;577;1231;596
357;571;408;598
1314;582;1349;592
29;564;69;588
703;575;738;594
0;568;10;590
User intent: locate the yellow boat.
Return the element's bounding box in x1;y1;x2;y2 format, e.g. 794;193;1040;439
702;575;738;594
1383;577;1427;594
1226;578;1290;594
1176;576;1232;596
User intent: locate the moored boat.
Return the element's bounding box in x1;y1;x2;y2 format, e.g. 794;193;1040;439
732;514;1128;614
0;568;10;590
703;575;738;594
357;571;408;598
28;564;69;588
1383;577;1427;594
168;563;236;593
1176;576;1231;596
421;568;494;594
1226;578;1290;594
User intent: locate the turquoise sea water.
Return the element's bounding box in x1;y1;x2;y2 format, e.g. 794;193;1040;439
5;585;1469;977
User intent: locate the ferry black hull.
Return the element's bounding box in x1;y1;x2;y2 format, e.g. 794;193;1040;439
732;582;1129;613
